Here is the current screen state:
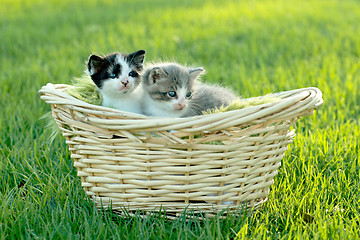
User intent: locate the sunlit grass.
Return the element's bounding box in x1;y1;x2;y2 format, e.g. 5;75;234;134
1;0;359;238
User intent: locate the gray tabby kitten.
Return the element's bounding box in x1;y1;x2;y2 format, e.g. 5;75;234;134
141;63;204;117
87;50;145;114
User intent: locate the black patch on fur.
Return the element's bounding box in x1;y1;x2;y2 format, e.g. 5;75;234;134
113;64;121;77
87;53;118;88
125;50;145;71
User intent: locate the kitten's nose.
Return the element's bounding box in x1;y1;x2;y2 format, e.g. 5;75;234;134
174;104;185;110
121;79;129;86
174;98;186;110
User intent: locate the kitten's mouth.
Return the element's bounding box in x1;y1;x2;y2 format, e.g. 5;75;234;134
118;85;132;92
174;105;187;111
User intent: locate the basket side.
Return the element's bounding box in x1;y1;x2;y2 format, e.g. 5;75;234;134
39;84;323;217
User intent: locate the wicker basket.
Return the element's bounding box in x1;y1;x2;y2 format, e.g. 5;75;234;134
39;84;323;217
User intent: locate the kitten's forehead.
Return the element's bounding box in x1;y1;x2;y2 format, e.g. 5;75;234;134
115;54;125;63
162;64;193;86
115;55;128;67
103;54;130;68
103;54;131;75
162;64;189;76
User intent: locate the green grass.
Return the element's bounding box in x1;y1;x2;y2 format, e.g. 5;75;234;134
1;0;359;239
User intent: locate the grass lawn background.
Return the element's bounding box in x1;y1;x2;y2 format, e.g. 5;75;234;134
1;0;359;239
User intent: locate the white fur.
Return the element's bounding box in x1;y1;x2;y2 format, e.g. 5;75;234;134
100;55;143;114
102;86;143;114
141;87;189;117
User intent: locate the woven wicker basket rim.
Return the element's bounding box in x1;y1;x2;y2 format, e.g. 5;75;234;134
39;83;323;132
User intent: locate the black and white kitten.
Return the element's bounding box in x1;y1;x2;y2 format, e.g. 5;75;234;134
141;63;204;117
87;50;145;114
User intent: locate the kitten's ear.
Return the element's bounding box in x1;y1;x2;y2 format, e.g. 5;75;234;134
87;55;104;75
127;50;146;69
148;67;167;84
189;68;205;80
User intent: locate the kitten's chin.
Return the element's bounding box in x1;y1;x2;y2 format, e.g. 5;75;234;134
170;107;187;117
117;83;134;93
117;87;132;94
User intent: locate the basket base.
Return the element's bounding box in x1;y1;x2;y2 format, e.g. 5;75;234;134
92;197;267;219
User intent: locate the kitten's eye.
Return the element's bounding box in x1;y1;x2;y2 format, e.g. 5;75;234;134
109;73;116;78
186;92;192;98
167;91;176;98
129;71;138;77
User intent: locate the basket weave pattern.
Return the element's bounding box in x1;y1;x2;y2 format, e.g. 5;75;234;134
40;84;322;216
